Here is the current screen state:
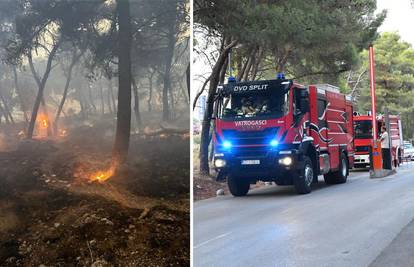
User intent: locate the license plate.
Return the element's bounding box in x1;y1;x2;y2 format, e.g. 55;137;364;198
241;160;260;165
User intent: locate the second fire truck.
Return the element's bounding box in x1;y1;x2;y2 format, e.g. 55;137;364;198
353;113;404;168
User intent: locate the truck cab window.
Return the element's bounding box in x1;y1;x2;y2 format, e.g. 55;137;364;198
219;91;289;119
317;99;327;118
293;88;309;115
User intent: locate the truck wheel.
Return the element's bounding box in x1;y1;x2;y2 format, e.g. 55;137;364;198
293;156;313;194
227;176;250;197
324;153;348;184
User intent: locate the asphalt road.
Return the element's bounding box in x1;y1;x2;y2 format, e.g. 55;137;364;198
194;162;414;267
370;216;414;267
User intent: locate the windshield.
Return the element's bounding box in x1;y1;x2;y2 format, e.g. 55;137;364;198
404;143;413;149
218;91;289;119
354;120;372;139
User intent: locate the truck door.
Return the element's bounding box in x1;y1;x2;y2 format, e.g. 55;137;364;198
345;102;354;167
317;98;330;173
317;98;328;150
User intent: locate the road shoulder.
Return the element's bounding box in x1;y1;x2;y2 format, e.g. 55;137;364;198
370;218;414;267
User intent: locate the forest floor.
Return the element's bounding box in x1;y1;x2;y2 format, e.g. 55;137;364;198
192;142;264;201
0;117;189;266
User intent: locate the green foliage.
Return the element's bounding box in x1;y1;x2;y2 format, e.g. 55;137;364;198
356;32;414;139
196;0;385;84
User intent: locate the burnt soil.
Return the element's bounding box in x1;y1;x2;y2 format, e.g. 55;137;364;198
193;171;265;201
0;124;189;266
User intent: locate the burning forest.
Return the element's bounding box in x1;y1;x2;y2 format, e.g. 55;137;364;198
0;0;190;266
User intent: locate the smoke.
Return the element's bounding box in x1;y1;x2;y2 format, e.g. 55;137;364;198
0;132;6;151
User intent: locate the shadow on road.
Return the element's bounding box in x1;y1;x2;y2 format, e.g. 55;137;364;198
351;168;370;172
243;178;343;198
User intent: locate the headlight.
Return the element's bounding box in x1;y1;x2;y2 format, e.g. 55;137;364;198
279;156;292;166
214;159;226;168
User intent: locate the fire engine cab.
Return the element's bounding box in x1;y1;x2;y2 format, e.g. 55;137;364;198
353;113;403;168
213;75;355;196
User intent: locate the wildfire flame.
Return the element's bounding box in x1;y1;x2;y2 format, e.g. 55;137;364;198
34;114;50;138
59;129;67;137
89;165;116;182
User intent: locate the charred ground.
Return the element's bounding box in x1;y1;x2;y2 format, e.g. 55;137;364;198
0;120;189;266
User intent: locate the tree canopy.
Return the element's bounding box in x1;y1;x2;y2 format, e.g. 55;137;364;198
0;0;189;165
354;32;414;139
195;0;386;82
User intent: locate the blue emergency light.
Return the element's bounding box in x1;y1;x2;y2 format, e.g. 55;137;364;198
270;140;279;147
223;141;232;149
228;76;237;83
277;72;285;80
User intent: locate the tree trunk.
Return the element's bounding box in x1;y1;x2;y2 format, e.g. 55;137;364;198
88;84;97;114
237;48;254;81
109;79;117;114
193;76;210;110
180;80;189;104
27;43;59;139
251;47;263;80
112;0;132;165
147;70;154;112
169;82;175;120
107;84;113;114
54;51;80;134
99;82;105;115
40;97;52;136
186;63;190;99
79;95;86;120
162;19;176;121
276;49;292;73
199;39;238;175
131;77;143;132
0;91;14;124
242;50;255;81
0;101;10;124
12;66;28;123
219;56;228;84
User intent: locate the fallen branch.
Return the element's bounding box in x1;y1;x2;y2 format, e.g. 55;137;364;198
86;240;94;263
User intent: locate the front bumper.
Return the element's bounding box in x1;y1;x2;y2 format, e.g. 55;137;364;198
403;153;414;159
354;154;370;165
214;148;304;184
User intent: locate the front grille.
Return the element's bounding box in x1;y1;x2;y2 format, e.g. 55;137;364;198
222;128;278;146
356;146;370;152
233;146;269;158
221;127;278;159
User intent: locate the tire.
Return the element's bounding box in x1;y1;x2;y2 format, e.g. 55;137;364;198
293;156;313;194
227;175;250;197
324;152;348;184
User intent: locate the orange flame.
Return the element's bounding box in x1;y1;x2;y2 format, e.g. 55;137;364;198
59;129;67;137
35;114;50;138
89;165;116;182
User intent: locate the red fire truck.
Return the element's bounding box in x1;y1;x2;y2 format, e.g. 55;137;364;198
353;113;403;168
213;76;355;196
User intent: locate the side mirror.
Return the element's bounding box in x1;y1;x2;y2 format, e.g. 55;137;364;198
299;99;309;113
299;89;310;113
